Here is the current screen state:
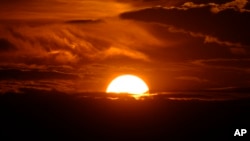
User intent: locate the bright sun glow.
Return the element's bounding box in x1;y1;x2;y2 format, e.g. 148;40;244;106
106;74;149;95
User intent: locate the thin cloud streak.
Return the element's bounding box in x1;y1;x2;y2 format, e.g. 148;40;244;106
176;76;209;83
167;25;248;55
0;19;162;65
0;0;133;20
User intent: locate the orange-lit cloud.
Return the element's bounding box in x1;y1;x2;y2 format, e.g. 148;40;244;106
210;0;250;13
204;36;247;55
0;0;133;20
0;19;162;65
0;0;249;93
0;18;163;92
175;0;250;13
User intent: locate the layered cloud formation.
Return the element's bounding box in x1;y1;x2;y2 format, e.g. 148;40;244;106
0;0;249;94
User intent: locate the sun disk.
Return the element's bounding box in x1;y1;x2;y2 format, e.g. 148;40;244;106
106;74;149;95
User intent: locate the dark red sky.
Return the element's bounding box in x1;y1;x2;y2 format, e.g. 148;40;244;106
0;0;250;93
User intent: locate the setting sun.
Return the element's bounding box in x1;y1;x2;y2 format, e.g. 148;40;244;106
106;74;149;95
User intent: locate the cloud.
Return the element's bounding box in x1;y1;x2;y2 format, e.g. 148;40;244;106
0;0;133;20
64;19;103;24
0;80;77;93
204;36;242;48
210;0;250;13
134;23;247;59
185;58;250;89
0;19;163;92
0;62;112;93
146;58;250;91
180;0;250;13
204;36;247;55
116;0;235;9
0;38;16;51
176;76;208;83
0;19;161;65
5;0;244;20
0;0;249;93
120;4;250;56
192;58;250;69
116;0;186;8
102;47;149;61
0;68;79;81
168;25;247;55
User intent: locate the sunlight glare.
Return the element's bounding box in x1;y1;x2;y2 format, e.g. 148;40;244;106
106;74;149;95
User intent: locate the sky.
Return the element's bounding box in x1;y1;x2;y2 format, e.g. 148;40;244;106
0;0;250;93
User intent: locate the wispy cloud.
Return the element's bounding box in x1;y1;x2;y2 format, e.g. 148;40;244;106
0;0;133;20
0;80;77;93
0;18;162;92
120;2;250;56
191;58;250;70
0;19;162;65
176;76;208;83
168;25;248;55
0;0;249;93
175;0;250;13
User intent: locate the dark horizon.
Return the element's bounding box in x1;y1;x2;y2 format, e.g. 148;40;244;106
1;90;250;140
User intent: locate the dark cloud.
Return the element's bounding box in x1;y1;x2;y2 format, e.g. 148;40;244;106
0;79;77;93
118;0;235;8
185;0;231;4
185;59;250;89
120;5;250;47
0;38;16;51
176;76;208;83
117;0;241;10
116;0;184;7
0;0;31;4
144;24;239;61
246;1;250;9
179;1;250;14
140;56;250;91
0;69;79;81
64;19;103;24
192;58;250;69
207;86;250;93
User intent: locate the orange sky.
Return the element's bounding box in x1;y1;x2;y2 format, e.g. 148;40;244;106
0;0;250;93
0;0;133;20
